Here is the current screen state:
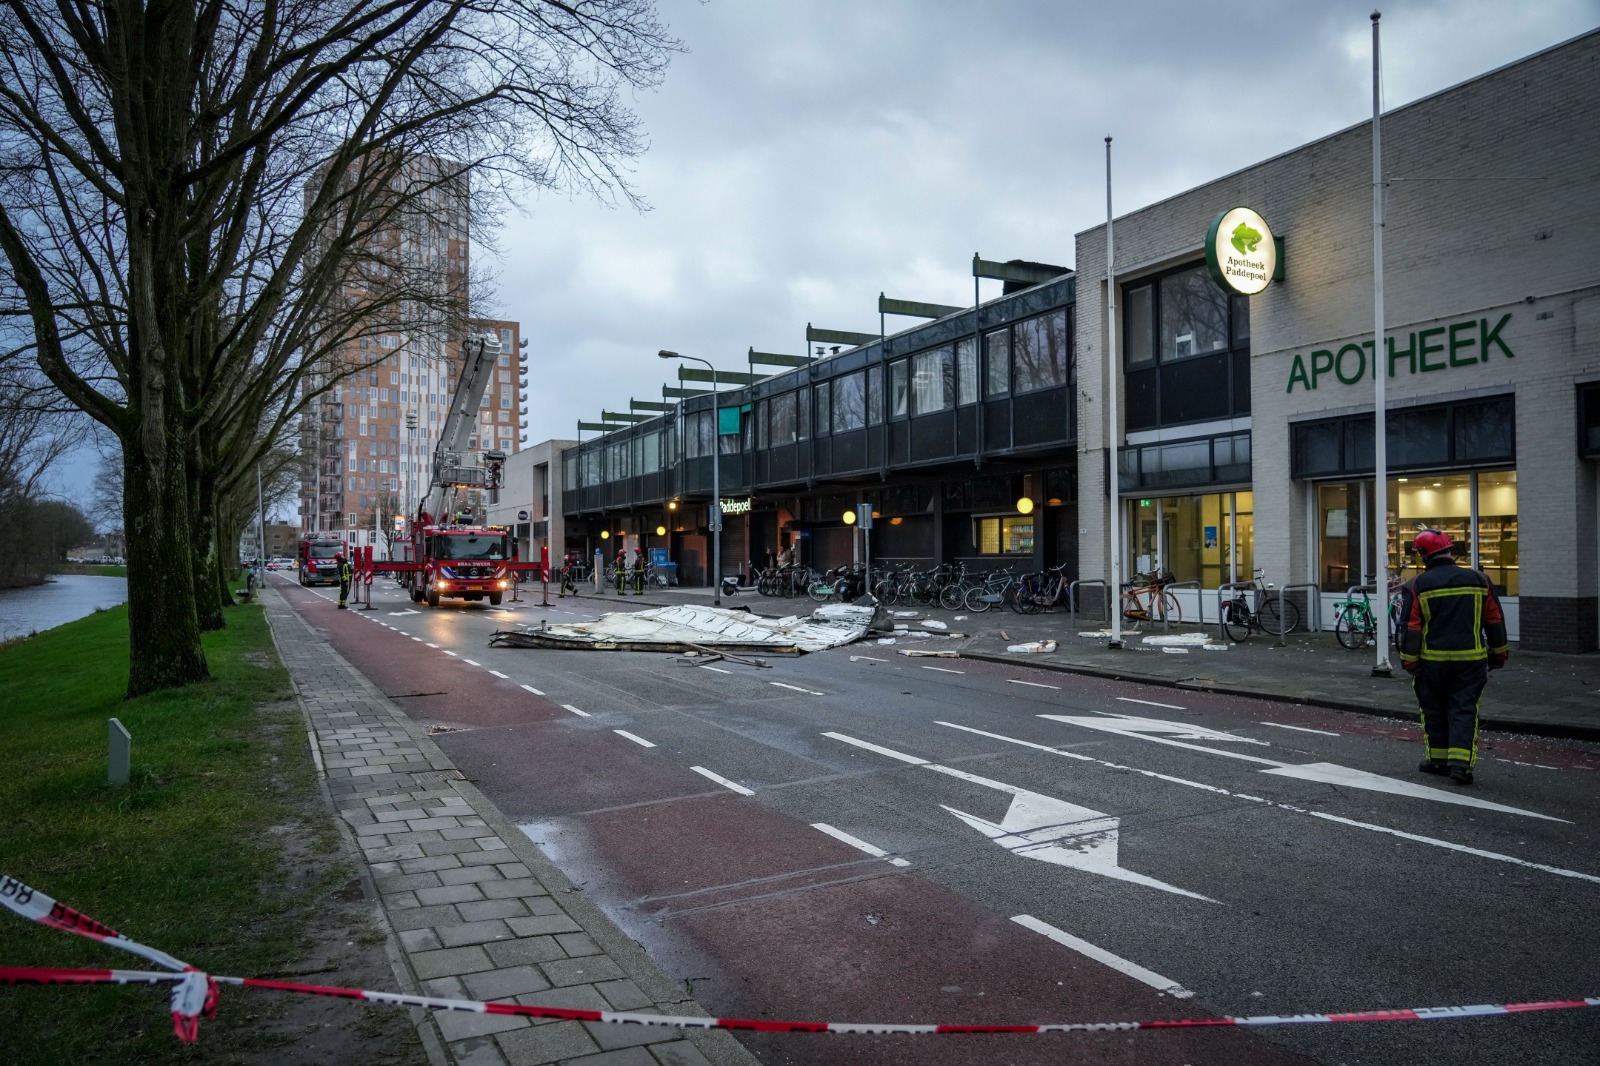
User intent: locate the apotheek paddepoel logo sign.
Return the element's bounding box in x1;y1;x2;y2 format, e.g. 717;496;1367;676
1205;207;1277;296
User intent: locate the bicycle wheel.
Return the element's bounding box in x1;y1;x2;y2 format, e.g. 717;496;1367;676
939;583;965;611
1258;596;1300;636
964;584;992;613
807;579;833;602
1159;590;1183;626
1223;599;1252;642
1334;606;1374;650
1119;591;1147;627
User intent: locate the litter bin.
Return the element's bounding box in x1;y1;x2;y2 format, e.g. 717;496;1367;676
654;562;677;587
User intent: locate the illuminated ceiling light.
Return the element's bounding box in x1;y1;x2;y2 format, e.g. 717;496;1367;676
842;510;857;525
1016;497;1035;515
599;530;610;540
655;525;666;536
668;500;679;510
1046;497;1063;507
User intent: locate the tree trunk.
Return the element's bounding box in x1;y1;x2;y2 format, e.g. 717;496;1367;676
124;436;209;696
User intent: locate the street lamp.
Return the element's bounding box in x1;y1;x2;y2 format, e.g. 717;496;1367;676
659;349;722;606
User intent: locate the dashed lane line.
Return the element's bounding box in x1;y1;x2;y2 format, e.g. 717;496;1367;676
811;823;911;867
1262;722;1340;737
489;670;509;679
520;684;544;696
462;658;481;666
1116;697;1186;710
921;666;964;674
700;666;732;674
561;704;591;718
614;729;656;748
691;766;755;796
771;681;825;696
1011;915;1193;998
1007;679;1059;690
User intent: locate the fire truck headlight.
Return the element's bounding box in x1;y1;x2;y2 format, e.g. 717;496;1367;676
436;579;451;590
498;580;508;590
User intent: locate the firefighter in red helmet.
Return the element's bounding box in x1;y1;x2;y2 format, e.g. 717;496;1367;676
1396;529;1508;786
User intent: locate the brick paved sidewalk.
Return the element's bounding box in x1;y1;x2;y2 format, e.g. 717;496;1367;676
263;587;758;1066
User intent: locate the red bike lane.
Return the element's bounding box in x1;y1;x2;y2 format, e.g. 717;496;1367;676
278;581;1316;1066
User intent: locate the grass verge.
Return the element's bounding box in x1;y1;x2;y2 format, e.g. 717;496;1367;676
0;603;360;1063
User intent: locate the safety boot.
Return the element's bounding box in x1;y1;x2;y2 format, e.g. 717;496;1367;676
1417;760;1446;776
1449;767;1474;787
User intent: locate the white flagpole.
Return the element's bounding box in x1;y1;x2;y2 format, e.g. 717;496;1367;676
1371;11;1393;676
1106;136;1123;649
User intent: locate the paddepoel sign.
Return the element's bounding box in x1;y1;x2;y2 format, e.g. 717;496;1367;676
1205;207;1277;295
718;497;752;515
1285;313;1514;393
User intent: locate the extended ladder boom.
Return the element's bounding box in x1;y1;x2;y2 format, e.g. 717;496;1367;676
421;333;506;524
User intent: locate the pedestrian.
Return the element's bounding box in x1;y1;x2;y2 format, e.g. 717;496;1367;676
336;552;353;609
631;546;646;594
1396;529;1509;786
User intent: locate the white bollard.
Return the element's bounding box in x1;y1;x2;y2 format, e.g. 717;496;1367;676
108;718;131;786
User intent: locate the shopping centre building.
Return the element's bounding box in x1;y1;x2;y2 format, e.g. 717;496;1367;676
531;28;1598;652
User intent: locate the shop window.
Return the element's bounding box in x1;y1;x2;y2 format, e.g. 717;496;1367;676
1130;492;1252;589
1291;395;1514;478
973;515;1034;555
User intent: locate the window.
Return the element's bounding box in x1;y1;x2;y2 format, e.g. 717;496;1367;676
500;395;511;408
973;515;1034;555
956;338;977;405
1124;284;1154;369
796;389;811;440
867;365;883;425
770;392;797;445
832;371;866;431
1012;310;1069;394
911;346;953;414
1123;263;1249;430
389;371;399;384
984;330;1009;396
815;382;831;434
888;359;908;418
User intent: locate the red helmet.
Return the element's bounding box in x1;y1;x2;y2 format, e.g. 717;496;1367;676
1412;529;1453;556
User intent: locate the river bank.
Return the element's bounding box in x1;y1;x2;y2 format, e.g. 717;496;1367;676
0;573;129;643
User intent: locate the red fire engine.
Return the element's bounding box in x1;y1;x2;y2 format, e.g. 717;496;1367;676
297;533;347;587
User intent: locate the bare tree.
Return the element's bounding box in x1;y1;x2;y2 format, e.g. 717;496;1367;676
0;363;87;586
0;0;678;694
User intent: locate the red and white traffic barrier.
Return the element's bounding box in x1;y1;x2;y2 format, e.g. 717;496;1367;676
4;873;1597;1043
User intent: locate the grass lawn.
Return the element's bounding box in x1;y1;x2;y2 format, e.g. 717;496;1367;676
0;603;370;1063
52;563;129;577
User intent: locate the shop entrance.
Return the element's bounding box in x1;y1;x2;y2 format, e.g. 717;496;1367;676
1130;492;1253;588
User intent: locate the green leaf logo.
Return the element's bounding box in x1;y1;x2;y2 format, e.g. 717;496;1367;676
1231;222;1262;255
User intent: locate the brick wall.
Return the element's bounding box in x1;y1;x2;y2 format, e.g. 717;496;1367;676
1518;596;1600;655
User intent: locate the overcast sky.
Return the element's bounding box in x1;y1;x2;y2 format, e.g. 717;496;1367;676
50;0;1600;519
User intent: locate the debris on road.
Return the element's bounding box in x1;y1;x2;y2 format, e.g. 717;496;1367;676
898;649;959;658
1006;639;1058;654
489;603;881;654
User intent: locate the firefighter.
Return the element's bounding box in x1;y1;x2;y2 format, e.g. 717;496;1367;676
614;546;628;594
1396;529;1509;786
559;552;579;598
336;552;353;609
631;546;647;594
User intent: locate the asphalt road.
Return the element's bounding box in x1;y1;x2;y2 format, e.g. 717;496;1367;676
276;575;1600;1065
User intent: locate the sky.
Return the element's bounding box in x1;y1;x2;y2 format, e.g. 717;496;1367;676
46;0;1599;521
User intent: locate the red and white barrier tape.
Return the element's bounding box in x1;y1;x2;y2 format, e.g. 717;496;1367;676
5;874;1597;1042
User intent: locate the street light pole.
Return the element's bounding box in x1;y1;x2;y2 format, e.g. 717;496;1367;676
659;350;721;606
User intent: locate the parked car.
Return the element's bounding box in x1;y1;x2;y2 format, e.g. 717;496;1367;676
266;557;292;570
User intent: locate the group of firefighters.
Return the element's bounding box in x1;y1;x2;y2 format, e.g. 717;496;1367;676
558;546;650;597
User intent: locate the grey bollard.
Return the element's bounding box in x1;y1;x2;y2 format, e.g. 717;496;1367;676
108;717;131;786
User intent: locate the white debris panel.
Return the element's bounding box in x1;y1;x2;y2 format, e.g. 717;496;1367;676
490;603;881;654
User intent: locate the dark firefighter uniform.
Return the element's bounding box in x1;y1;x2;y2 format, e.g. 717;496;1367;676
1396;529;1508;786
614;550;628;594
631;549;646;595
559;553;579;597
336;554;354;609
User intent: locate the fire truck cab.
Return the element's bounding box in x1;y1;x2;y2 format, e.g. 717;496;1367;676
408;526;513;607
298;534;347;587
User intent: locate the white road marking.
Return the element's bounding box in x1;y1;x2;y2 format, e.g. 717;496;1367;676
426;643;440;648
394;632;408;637
560;704;590;717
701;666;732;674
1011;915;1193;998
811;823;911;867
850;654;890;663
462;658;481;666
411;637;423;642
1007;679;1059;689
388;609;420;617
520;684;544;696
488;670;508;679
771;681;824;695
940;721;1592;882
442;650;458;657
1262;722;1341;737
691;766;755;796
1492;757;1558;770
921;666;965;674
1116;697;1187;710
613;729;656;748
1260;763;1566;822
824;731;928;766
822;732;1212;901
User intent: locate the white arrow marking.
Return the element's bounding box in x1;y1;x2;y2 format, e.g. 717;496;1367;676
823;732;1214;902
1261;763;1566;821
1040;714;1564;821
388;609;420;617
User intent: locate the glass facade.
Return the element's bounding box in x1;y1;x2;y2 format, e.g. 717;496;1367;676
1123;263;1250;431
1130;491;1254;588
974;514;1035;555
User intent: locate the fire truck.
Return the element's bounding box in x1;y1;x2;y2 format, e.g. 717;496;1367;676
297;533;347;586
373;333;524;607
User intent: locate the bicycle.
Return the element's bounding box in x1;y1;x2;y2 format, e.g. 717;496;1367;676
1332;573;1404;650
1013;563;1071;614
963;568;1017;613
1120;570;1181;628
1221;568;1299;641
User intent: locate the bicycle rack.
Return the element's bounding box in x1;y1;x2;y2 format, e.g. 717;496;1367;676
1274;582;1322;646
1214;580;1255;641
1068;579;1108;630
1162;579;1202;632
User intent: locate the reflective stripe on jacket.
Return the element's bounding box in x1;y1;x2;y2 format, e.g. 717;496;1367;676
1397;556;1508;667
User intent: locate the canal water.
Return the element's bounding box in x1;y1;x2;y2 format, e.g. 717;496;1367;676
0;574;129;643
